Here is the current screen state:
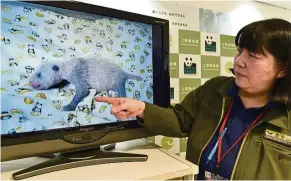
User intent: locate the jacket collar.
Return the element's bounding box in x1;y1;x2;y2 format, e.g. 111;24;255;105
216;77;290;130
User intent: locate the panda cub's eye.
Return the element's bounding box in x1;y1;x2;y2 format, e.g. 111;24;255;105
37;72;41;78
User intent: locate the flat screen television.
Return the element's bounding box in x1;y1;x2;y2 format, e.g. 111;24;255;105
1;0;170;179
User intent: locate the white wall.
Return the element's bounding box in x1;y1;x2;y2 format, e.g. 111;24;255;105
79;0;291;21
77;0;291;36
76;0;291;37
175;1;291;20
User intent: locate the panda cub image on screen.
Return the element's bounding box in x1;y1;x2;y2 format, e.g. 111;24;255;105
0;1;153;135
29;57;143;111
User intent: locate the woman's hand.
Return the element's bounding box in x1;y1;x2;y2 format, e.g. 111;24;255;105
94;96;146;120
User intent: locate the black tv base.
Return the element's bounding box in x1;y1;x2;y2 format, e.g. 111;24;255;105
12;146;148;180
37;144;117;159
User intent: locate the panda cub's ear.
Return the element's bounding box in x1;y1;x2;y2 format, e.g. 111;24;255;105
52;65;59;71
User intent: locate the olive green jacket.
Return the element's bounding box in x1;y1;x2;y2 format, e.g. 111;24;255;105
140;76;291;180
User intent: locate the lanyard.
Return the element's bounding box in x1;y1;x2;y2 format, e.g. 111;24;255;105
206;99;265;167
217;99;265;167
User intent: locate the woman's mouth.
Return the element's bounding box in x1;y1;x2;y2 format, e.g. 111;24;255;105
236;72;246;77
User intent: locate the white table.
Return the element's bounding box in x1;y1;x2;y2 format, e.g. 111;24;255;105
1;139;198;180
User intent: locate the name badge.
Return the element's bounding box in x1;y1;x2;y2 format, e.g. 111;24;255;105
205;171;228;180
264;129;291;146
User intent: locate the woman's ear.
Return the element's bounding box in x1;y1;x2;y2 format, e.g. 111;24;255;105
277;62;287;78
278;70;286;78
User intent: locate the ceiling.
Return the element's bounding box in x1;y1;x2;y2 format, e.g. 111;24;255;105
256;1;291;10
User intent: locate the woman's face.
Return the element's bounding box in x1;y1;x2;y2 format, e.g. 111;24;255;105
233;48;285;94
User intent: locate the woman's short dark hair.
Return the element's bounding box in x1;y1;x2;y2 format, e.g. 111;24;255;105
234;18;291;107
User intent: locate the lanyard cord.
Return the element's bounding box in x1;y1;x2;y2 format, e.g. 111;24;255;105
216;99;265;168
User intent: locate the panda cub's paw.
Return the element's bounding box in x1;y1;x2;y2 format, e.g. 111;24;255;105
61;105;75;112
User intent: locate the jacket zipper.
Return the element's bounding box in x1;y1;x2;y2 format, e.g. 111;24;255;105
230;120;264;180
197;97;226;171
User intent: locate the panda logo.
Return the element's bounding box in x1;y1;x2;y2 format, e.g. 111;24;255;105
206;36;213;45
60;34;68;43
67;113;77;123
184;57;194;67
134;90;141;100
25;65;35;74
3;37;11;44
28;44;35;54
184;57;196;74
170;87;174;99
63;23;70;30
128;81;135;88
205;35;216;52
31;102;42;116
14;15;21;22
23;6;32;13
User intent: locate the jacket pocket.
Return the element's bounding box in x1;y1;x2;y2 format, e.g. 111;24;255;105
264;139;291;164
254;138;291;179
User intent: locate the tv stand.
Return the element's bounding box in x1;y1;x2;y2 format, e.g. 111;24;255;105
12;145;147;180
38;153;57;159
37;144;117;159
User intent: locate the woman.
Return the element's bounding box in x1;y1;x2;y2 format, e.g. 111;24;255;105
95;18;291;180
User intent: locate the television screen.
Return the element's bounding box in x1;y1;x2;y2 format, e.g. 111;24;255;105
1;1;156;136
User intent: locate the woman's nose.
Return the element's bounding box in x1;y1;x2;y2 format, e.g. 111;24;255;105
235;53;246;68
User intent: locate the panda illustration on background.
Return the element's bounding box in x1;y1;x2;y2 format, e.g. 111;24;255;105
184;57;196;74
205;35;216;52
29;57;143;111
184;57;194;67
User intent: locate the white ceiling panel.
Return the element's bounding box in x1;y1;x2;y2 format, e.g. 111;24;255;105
256;1;291;10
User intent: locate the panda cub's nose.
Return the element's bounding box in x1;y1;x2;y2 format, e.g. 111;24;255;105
31;82;40;88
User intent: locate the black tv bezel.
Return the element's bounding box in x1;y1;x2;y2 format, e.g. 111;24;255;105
1;0;170;146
